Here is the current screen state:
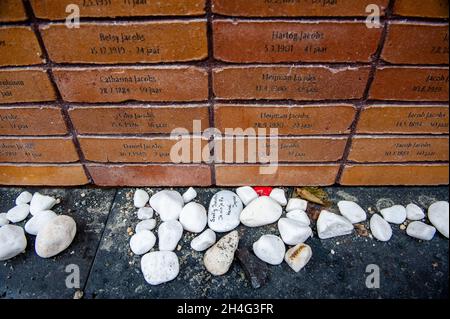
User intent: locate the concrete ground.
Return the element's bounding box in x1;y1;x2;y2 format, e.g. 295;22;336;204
0;186;448;299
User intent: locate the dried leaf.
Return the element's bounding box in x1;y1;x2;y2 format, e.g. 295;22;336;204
306;204;322;222
296;187;331;207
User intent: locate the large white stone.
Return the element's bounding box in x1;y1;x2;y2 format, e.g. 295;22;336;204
6;204;30;223
150;190;184;222
337;201;367;224
278;218;312;245
0;213;9;227
286;198;308;212
253;235;286;266
269;188;287;206
141;251;180;285
158;220;183;251
135;219;157;233
30;192;57;215
191;229;216;252
133;189;150;208
285;243;312;273
130;230;156;255
137;207;154;220
182;187;197;203
24;210;57;236
370;214;393;242
35;215;76;258
204;231;239;276
380;205;407;224
208;190;243;233
236;186;258;206
179;202;207;233
240;196;282;227
0;225;27;261
406;221;436;241
317;210;354;239
15;191;32;205
428;201;449;239
286;210;310;226
406;203;425;221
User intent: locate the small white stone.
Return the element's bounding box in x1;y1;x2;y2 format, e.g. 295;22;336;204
35;215;76;258
236;186;258;206
24;210;57;236
191;229;216;252
182;187;197;203
406;221;436;241
150;190;184;222
133;189;149;208
428;201;449;239
135;219;156;233
370;214;393;242
130;230;156;255
15;191;33;205
179;202;207;233
0;213;9;227
141;251;180;285
380;205;407;224
204;231;239;276
137;207;154;220
208;190;243;233
30;192;57;215
0;225;27;261
286;210;310;226
286;198;308;212
285;243;312;273
269;188;287;206
406;203;425;221
337;201;367;224
253;235;286;266
278;218;312;245
240;196;282;227
6;204;30;223
317;210;354;239
158;220;183;251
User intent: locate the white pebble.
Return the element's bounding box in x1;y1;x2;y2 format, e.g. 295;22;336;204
6;204;30;223
0;213;9;227
15;191;33;205
208;190;243;233
182;187;197;203
130;230;156;255
137;207;154;220
133;189;149;208
253;234;286;265
141;251;179;285
158;220;183;251
179;202;207;233
240;196;282;227
406;221;436;241
150;190;184;222
278;218;312;245
191;229;216;252
380;205;407;224
286;198;308;212
337;201;367;224
370;214;393;242
30;192;57;215
135;219;156;233
236;186;258;206
428;201;449;239
35;215;76;258
406;203;425;221
269;188;287;206
0;225;27;261
24;210;57;236
285;243;312;273
317;210;354;239
286;210;310;226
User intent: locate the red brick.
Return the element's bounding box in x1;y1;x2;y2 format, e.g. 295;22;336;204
340;164;449;186
214;104;356;135
394;0;449;18
53;67;208;103
212;0;388;17
87;164;212;186
215;164;340;186
370;67;449;101
40;21;207;64
0;164;88;186
348;136;449;162
30;0;205;19
213;20;382;63
0;0;27;22
0;27;44;66
79;136;209;163
0;137;79;163
382;23;449;65
0;106;68;136
0;69;56;104
69;105;209;135
213;66;370;101
357;105;449;134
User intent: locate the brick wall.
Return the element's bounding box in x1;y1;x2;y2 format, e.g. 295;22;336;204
0;0;448;187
